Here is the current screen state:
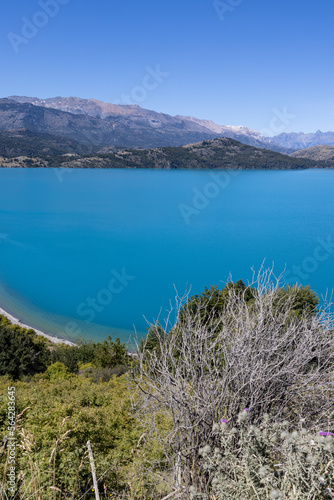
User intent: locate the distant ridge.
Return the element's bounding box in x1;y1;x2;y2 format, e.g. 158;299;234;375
269;130;334;150
0;97;220;149
4;96;284;152
2;96;334;152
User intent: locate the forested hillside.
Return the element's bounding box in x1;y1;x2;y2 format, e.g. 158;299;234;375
0;136;322;170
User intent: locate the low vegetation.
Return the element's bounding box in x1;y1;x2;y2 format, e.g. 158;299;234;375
0;269;333;498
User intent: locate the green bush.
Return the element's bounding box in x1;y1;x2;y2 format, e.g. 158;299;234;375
0;374;165;499
0;322;50;379
47;362;72;381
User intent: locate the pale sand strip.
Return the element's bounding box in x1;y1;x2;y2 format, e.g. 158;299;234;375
0;306;75;346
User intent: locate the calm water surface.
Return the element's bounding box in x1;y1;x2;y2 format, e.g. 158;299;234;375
0;168;333;344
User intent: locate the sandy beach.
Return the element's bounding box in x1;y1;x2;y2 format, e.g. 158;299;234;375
0;305;76;346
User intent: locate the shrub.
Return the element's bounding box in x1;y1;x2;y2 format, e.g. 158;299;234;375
0;374;162;499
132;268;334;496
194;412;334;499
47;362;72;381
0;323;50;379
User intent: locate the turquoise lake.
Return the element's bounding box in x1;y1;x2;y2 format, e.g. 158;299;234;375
0;168;333;345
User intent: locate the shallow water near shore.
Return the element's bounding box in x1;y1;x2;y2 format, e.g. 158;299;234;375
0;167;333;344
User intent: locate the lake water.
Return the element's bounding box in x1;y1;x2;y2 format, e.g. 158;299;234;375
0;168;333;345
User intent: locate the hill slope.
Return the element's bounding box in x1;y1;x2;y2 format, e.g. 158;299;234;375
0;137;320;170
290;144;334;163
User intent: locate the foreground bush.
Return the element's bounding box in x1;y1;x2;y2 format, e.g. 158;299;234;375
133;269;334;497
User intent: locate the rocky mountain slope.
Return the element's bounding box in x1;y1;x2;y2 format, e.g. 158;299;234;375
0;98;220;149
5;96;287;152
175;115;274;149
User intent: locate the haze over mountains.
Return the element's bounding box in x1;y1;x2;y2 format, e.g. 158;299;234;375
0;96;333;162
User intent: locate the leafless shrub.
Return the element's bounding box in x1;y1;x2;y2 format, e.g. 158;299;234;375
131;268;334;496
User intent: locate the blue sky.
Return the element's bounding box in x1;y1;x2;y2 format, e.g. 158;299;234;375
0;0;333;134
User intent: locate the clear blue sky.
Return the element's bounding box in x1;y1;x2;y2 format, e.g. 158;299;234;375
1;0;333;134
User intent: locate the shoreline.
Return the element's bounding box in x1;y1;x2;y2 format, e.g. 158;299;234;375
0;305;76;346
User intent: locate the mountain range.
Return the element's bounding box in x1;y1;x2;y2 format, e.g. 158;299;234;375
4;96;334;151
7;95;280;150
0;97;226;150
0;96;333;168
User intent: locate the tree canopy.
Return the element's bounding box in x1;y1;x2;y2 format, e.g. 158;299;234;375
0;323;49;378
